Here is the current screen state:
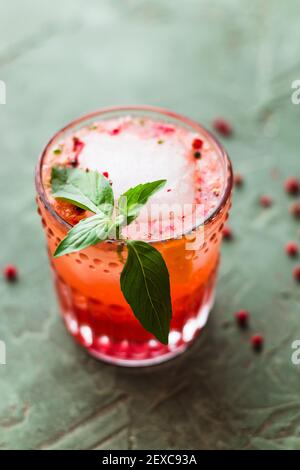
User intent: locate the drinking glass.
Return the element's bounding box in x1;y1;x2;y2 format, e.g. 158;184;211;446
35;106;233;366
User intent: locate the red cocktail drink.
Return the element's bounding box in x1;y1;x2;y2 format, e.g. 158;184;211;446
36;106;233;366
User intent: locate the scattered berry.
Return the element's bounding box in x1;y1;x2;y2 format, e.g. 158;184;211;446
285;242;298;257
251;334;264;352
293;266;300;282
290;202;300;219
222;225;233;240
234;173;244;187
167;189;172;192
102;172;109;178
213;118;233;137
4;265;18;282
192;138;203;150
284;177;300;196
111;128;120;135
235;310;249;328
260;195;273;208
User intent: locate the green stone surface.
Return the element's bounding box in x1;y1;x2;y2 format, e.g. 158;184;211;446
1;0;300;450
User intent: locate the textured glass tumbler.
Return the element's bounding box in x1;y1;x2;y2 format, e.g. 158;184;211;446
35;106;233;367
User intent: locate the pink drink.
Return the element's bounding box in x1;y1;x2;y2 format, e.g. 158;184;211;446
36;107;233;366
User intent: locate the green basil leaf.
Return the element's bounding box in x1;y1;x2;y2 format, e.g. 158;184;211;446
51;167;114;216
54;213;112;258
118;180;166;225
120;240;172;344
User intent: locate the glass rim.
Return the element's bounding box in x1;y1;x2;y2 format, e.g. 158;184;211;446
35;105;233;244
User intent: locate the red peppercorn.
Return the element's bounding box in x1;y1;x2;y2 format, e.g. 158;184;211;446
260;195;273;208
111;128;120;135
293;266;300;282
70;137;84;168
213;118;233;137
251;334;264;352
285;242;298;257
235;310;249;328
284;177;300;196
234;173;244;187
72;136;84;152
157;124;175;134
290;202;300;219
192;138;203;150
222;225;233;240
4;264;18;282
102;171;109;178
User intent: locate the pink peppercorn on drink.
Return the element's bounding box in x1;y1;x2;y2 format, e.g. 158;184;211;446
36;107;233;366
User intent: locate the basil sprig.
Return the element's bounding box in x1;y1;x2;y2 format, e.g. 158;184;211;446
51;167;172;344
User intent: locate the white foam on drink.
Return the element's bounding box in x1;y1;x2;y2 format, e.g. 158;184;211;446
80;132;194;204
79;131;196;221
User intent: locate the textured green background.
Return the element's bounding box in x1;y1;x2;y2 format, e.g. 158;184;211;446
1;0;300;450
